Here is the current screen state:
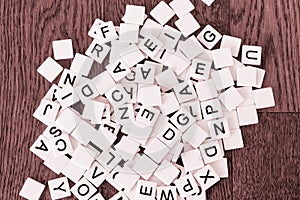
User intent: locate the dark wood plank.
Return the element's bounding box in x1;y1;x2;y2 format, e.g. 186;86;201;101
232;113;300;199
1;0;299;200
230;0;300;112
0;0;108;199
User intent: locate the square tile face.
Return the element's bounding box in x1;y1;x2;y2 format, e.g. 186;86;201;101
71;178;97;200
140;18;163;38
201;98;223;120
119;23;139;43
210;158;229;178
88;18;104;39
136;106;160;127
237;66;257;87
82;100;105;124
227;58;245;81
33;99;60;125
114;104;135;125
115;136;140;160
211;68;234;91
110;42;129;63
194;164;220;190
195;79;218;101
144;138;170;163
154;161;180;185
30;135;52;160
105;84;130;107
132;154;158;180
85;39;110;64
169;0;195;18
219;86;244;111
150;1;175;25
241;45;262;65
135;65;156;84
96;148;122;171
138;34;163;58
138;85;162;106
106;57;131;82
236;87;254;106
71;120;97;145
181;149;204;172
43;153;70;175
48;177;71;200
109;166;140;191
199;140;223;164
223;128;244;150
95;21;118;43
56;85;80;109
53;39;74;60
50;134;73;157
135;180;157;199
155;68;179;91
178;36;204;60
208;118;231;140
62;161;86;183
174;174;199;198
224;110;240;130
211;48;234;69
197;25;222;50
37;57;63;82
159;93;180;115
19;178;45;200
156;186;177;200
128;121;153;145
123;5;145;25
175;13;200;37
170;108;196;132
56;108;81;133
220;35;242;57
121;44;146;68
253;87;275;109
71;145;95;169
181;100;202;120
237;105;259;126
190;58;212;80
182;123;208;148
159;25;182;49
173;81;197;104
84;161;109;187
70;53;94;76
58;69;82;87
92;71;116;95
152;46;175;65
165;51;191;75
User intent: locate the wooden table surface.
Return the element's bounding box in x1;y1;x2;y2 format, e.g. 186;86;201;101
0;0;299;199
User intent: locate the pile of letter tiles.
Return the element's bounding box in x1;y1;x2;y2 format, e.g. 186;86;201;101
19;0;276;199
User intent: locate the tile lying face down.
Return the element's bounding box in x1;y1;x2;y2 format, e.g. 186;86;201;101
52;39;74;60
19;178;45;200
37;57;63;82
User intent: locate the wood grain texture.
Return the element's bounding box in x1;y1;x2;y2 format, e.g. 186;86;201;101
0;0;299;199
230;0;300;112
232;113;300;199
